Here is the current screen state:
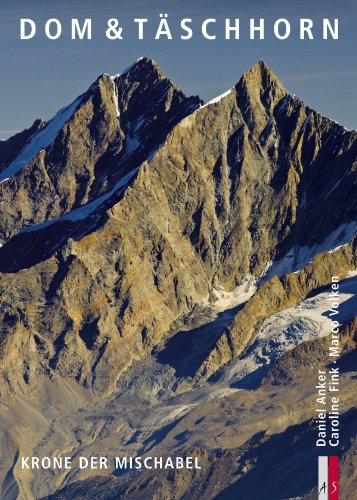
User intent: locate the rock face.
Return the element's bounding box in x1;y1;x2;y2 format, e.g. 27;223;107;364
0;119;45;172
0;59;356;397
0;58;356;499
0;58;201;245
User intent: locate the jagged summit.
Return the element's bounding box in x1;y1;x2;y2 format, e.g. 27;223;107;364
117;56;163;79
0;57;354;254
236;59;288;96
102;57;160;79
0;56;201;248
255;58;275;74
102;57;169;92
244;59;283;81
101;57;164;88
110;56;198;113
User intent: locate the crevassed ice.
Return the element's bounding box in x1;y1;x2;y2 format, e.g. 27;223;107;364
221;273;357;383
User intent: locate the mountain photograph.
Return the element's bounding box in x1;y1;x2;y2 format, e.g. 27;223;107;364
0;55;356;499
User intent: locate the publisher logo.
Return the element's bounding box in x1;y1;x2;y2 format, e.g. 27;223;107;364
318;456;339;499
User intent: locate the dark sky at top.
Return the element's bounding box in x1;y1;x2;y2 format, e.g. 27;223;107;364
0;0;356;138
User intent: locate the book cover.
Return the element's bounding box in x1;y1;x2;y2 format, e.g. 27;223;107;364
0;1;356;498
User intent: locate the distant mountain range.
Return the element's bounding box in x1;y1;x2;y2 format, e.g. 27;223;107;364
0;58;356;499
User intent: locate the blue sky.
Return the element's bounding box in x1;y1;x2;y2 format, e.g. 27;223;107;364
0;0;356;138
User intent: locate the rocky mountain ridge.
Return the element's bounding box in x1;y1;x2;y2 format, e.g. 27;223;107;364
0;57;356;499
0;58;356;397
0;58;201;245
